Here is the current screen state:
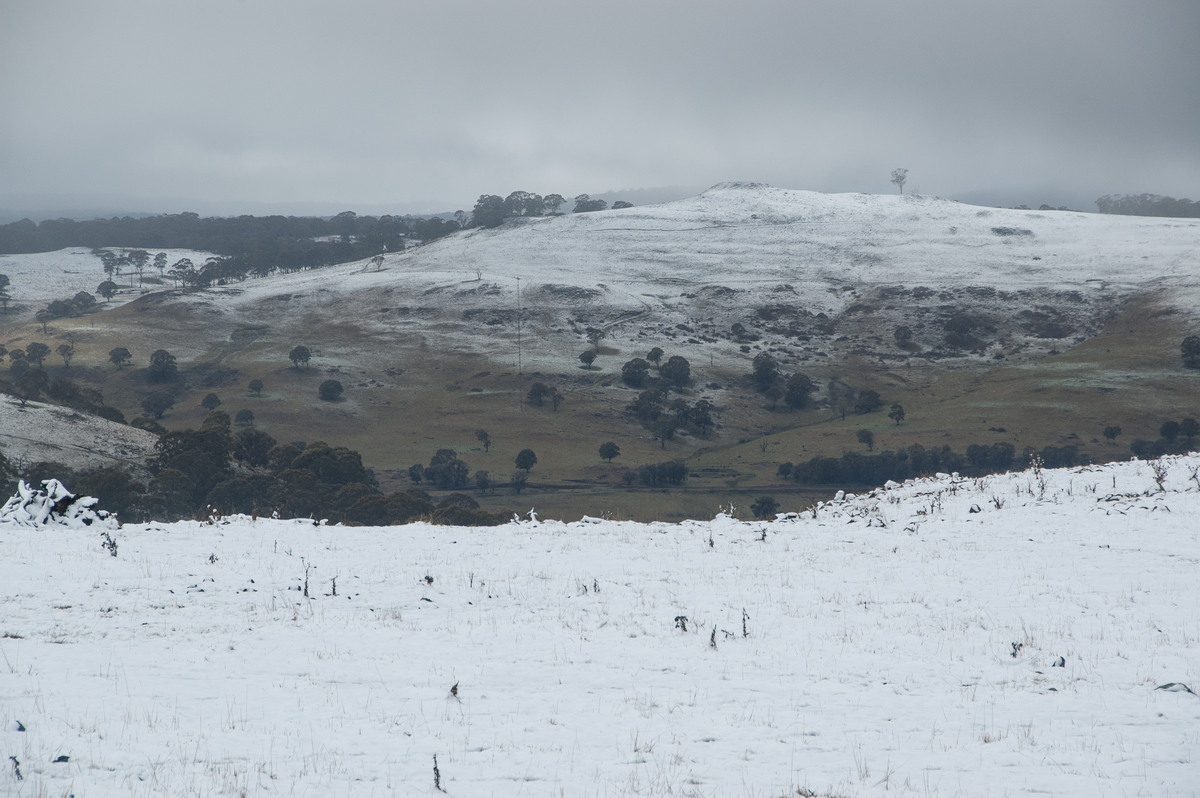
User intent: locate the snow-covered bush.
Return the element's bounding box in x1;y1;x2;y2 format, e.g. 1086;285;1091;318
0;479;115;528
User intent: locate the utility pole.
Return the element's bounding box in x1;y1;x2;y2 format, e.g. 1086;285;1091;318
515;276;522;375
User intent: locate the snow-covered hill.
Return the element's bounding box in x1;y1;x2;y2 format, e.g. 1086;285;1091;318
198;184;1200;374
0;394;157;471
3;454;1198;796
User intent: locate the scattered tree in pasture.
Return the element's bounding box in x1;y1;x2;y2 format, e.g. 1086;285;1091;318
289;345;312;370
527;381;561;408
318;379;344;401
109;347;132;369
784;372;817;409
854;389;883;415
148;349;178;382
586;327;606;351
660;355;691;389
201;393;222;411
622;357;650;387
751;352;780;390
579;350;597;369
826;378;855;420
248;378;264;396
475;429;492;452
856;429;875;451
888;403;906;425
72;291;96;312
891;167;908;194
515;448;538;472
599;441;621;462
234;409;255;426
168;258;195;286
56;342;74;368
25;341;50;368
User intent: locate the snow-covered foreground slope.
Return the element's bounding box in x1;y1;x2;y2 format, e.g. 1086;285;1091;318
2;456;1199;797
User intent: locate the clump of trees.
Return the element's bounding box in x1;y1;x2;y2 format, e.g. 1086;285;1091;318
527;382;563;410
824;377;887;420
1129;417;1200;459
0;359;124;422
777;441;1086;487
468;191;630;228
627;460;688;487
625;390;716;447
747;352;817;410
32;292;98;331
621;348;693;392
424;448;471;490
0;216;445;281
1096;194;1200;218
20;431;509;526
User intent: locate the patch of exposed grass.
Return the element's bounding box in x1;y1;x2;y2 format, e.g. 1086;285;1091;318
6;291;1198;521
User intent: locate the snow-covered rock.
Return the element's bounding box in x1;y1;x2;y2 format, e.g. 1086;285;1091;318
0;478;114;527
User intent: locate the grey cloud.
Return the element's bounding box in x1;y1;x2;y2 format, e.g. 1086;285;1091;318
2;0;1197;216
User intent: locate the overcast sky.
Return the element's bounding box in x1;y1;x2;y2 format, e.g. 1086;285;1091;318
3;0;1198;217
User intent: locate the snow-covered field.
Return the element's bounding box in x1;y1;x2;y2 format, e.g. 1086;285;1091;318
3;455;1198;797
0;247;214;309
